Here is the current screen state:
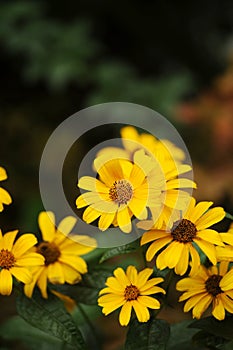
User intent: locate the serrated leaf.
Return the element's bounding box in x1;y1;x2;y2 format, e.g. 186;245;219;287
189;316;233;340
99;240;140;263
16;289;86;349
125;318;170;350
0;315;70;350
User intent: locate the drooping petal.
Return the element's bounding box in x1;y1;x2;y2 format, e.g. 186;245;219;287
0;269;13;295
194;238;217;265
98;212;115;231
174;243;190;276
37;268;49;298
62;263;82;284
47;262;65;284
212;296;225;320
117;207;132;233
141;230;171;245
145;236;172;262
59;255;87;274
83;206;101;223
24;267;44;298
132;300;150;322
192;294;212;319
119;302;132;326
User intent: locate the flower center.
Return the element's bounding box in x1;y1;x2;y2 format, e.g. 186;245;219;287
205;274;223;296
171;219;197;243
109;180;133;205
37;242;60;266
124;284;140;301
0;249;16;269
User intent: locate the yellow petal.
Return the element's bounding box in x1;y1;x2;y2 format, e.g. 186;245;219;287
16;252;44;267
138;295;160;309
189;244;201;276
128;197;148;220
83;206;101;223
62;263;82;284
196;229;224;246
192;294;212;318
1;230;18;250
10;267;32;284
114;267;130;288
0;187;12;206
219;261;229;276
56;216;77;238
0;167;7;181
126;265;138;285
137;268;153;288
47;262;65;284
24;267;44;298
183;197;196;219
175;243;189;276
163;241;184;268
37;268;48;298
220;232;233;245
38;211;56;242
117;207;132;233
220;269;233;290
166;178;197;190
59;255;87;274
179;289;206;301
194;238;217;265
188;201;213;223
145;237;172;262
212;296;225;320
78;176;109;193
12;234;38;258
59;237;96;256
0;269;13;295
141;230;170;245
119;302;132;326
99;212;115;231
100;298;125;316
105;276;123;293
132;300;150;322
195;207;225;230
221;293;233;313
176;277;205;291
140;277;164;292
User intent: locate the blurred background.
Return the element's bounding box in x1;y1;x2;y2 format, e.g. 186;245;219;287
0;0;233;349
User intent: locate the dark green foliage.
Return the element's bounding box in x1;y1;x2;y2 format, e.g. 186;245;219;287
125;318;170;350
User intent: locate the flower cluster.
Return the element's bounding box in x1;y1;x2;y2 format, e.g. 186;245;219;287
75;126;232;324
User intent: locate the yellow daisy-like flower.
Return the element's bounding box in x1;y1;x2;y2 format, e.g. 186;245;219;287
98;265;165;326
76;150;163;233
0;229;44;295
0;167;12;212
96;126;196;230
216;222;233;261
24;211;96;299
141;198;225;276
176;261;233;320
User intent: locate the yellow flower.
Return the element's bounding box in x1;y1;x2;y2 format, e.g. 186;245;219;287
176;261;233;320
96;126;196;230
24;211;96;298
98;265;165;326
141;198;225;276
0;167;12;212
216;222;233;261
76;150;163;233
0;229;44;295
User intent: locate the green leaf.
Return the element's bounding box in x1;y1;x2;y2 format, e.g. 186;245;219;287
125;318;170;350
167;319;202;350
189;316;233;340
99;239;140;263
0;315;71;350
192;330;228;349
16;289;87;349
225;212;233;220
